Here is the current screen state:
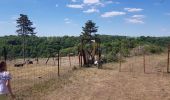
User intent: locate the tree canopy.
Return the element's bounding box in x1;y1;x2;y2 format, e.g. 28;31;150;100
81;20;98;43
16;14;36;36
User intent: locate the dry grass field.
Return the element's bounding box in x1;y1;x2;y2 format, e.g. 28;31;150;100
6;56;79;99
5;53;170;100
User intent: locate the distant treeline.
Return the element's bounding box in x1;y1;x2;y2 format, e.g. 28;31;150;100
0;35;170;60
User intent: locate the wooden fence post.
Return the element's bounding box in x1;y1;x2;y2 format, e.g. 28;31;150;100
79;53;80;67
80;53;82;67
167;49;170;73
119;53;121;72
60;56;61;67
58;50;60;76
69;54;71;67
143;51;146;73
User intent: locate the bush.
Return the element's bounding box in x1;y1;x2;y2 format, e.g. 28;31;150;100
105;52;119;62
145;45;163;54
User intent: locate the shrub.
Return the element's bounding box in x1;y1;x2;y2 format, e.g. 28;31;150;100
144;44;163;54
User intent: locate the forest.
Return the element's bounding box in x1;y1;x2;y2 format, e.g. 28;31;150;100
0;35;170;62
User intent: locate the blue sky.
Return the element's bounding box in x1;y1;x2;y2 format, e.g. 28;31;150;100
0;0;170;37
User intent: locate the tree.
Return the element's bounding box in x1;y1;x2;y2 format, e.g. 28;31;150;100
80;20;99;67
46;38;61;65
16;14;36;62
81;20;98;43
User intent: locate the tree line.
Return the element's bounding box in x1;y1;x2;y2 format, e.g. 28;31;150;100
0;35;169;59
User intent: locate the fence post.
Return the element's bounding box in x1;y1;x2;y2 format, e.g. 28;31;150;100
60;56;61;67
119;53;121;72
80;53;82;67
78;54;80;67
58;50;60;76
143;51;146;73
69;54;71;67
167;49;170;73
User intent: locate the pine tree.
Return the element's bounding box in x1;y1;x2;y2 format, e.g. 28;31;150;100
16;14;36;62
81;20;98;43
80;20;99;67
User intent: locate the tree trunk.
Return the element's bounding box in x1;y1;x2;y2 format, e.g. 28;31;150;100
23;35;26;62
46;55;51;64
36;57;39;64
82;49;87;67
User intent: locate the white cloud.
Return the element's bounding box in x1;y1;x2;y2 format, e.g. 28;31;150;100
132;15;145;19
83;8;99;13
124;8;143;12
95;2;105;7
106;1;113;4
113;1;120;4
64;18;72;24
126;15;145;24
95;1;120;7
126;18;144;24
72;0;77;2
65;21;71;24
101;11;126;18
106;1;120;4
67;4;84;8
83;0;100;4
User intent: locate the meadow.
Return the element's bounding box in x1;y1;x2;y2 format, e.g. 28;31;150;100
5;53;170;100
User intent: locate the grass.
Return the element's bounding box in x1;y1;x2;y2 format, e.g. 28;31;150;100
5;53;170;99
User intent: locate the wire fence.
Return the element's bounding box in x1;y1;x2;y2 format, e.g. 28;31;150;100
1;46;168;99
6;55;79;97
119;53;167;74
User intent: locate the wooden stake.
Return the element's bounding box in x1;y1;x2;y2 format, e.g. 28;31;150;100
143;51;146;73
58;51;60;76
119;60;121;72
53;57;55;66
79;53;80;67
167;50;170;73
69;54;71;67
119;54;121;72
60;56;61;67
80;53;82;67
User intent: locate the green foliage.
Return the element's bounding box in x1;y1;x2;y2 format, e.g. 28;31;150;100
16;14;36;36
0;35;168;60
16;14;36;61
0;35;80;58
82;20;98;36
60;47;77;56
81;20;98;44
105;52;119;62
144;44;163;54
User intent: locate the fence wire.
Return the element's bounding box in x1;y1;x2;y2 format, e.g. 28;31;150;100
5;55;79;97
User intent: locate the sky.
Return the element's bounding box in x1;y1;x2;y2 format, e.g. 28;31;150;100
0;0;170;37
